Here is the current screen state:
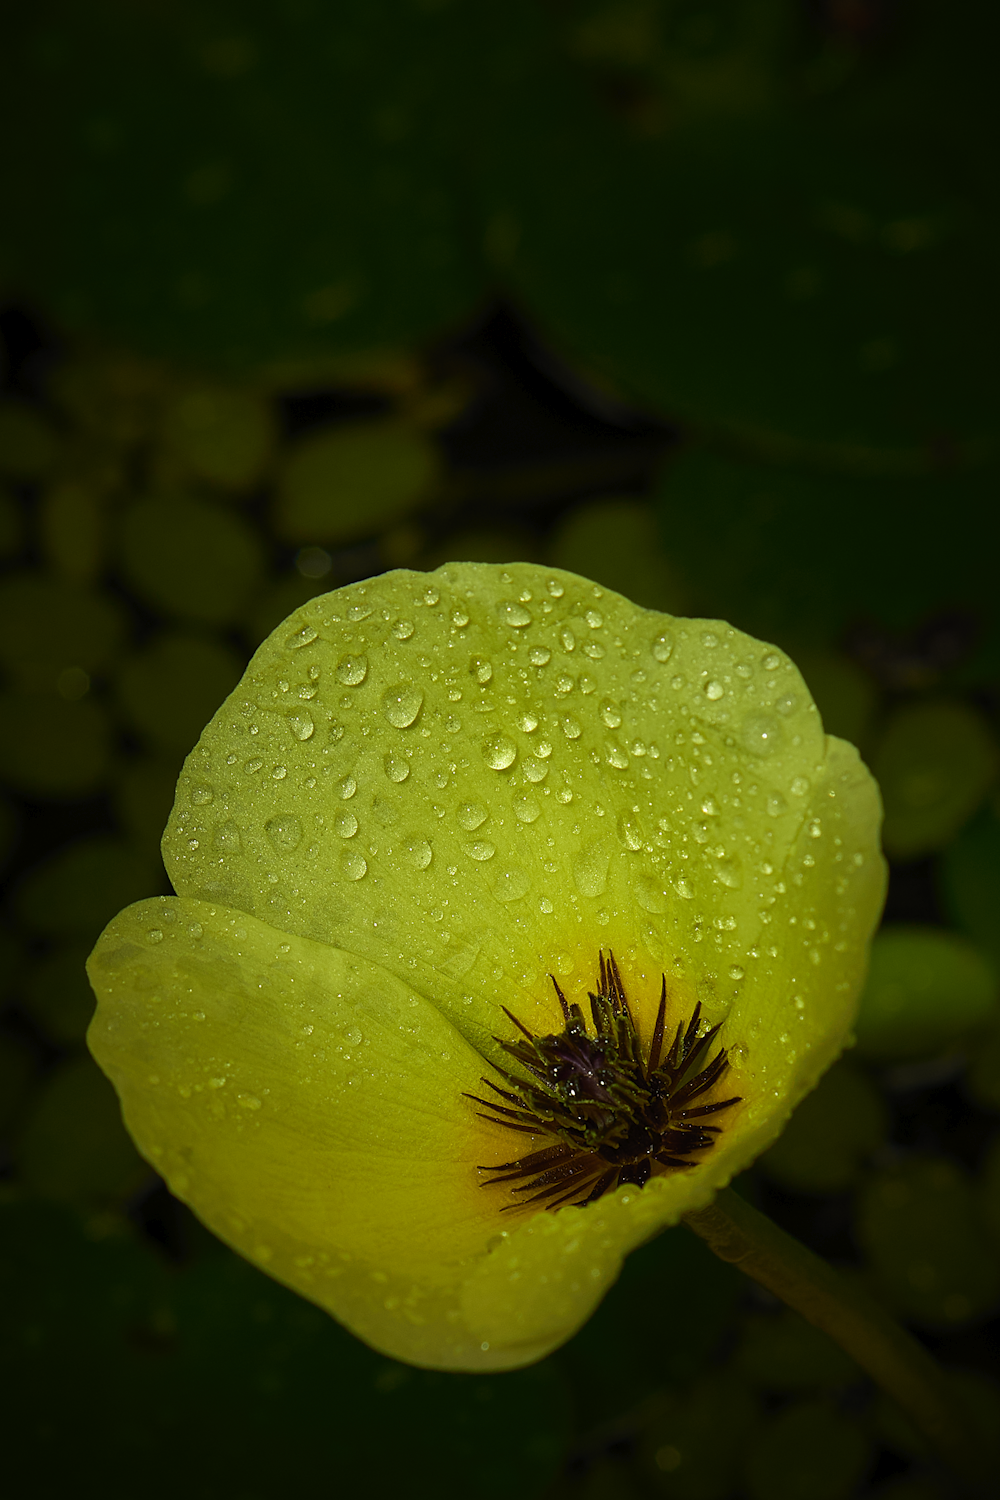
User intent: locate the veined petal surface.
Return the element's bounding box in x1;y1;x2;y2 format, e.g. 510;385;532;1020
89;563;886;1369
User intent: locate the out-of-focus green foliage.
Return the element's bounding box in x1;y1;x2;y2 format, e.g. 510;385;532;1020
757;1059;887;1191
854;925;998;1060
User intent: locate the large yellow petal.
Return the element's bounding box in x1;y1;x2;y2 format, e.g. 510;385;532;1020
88;895;541;1370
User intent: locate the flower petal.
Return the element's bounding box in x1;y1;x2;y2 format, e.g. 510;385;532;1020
163;563;883;1072
87;895;551;1370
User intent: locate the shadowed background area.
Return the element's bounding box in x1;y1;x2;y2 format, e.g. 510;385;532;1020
1;3;999;1497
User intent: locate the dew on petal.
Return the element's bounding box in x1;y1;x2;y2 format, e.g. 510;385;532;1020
529;646;551;666
335;653;369;686
600;700;622;728
392;619;415;640
562;716;582;740
382;683;424;728
513;793;542;823
335;809;359;838
572;841;611;897
493;865;530;901
457;802;488;830
286;624;318;649
741;713;783;756
482;733;517;770
402;837;432;869
470;656;493;684
339;849;368;880
287;710;315;740
265;814;303;851
652;631;674;663
791;776;811;796
498;600;532;628
384;751;410;783
464;840;496;861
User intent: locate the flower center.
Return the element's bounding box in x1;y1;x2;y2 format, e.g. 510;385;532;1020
468;951;741;1211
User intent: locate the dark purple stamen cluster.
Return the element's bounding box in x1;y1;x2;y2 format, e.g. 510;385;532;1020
467;951;741;1211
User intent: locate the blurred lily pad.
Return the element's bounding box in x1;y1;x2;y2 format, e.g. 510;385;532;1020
854;925;997;1061
0;691;112;798
757;1059;887;1191
14;835;161;942
116;632;243;756
870;700;999;860
550;497;687;613
857;1155;1000;1329
157;382;276;492
274;420;439;546
118;495;265;624
15;1054;149;1206
0;571;129;691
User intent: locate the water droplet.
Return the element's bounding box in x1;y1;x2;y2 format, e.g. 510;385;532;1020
452;606;470;627
583;608;603;629
704;680;724;701
600;700;622;728
245;758;264;774
790;776;811;797
523;759;548;783
286;624;318;649
729;964;746;981
605;743;630;769
493;865;530;902
423;586;440;606
766;791;787;817
382;683;424;728
393;619;415;640
674;877;694;899
470;655;493;684
266;814;303;851
272;765;287;780
560;627;576;651
147;928;164;944
190;784;214;805
384;752;410;783
652;631;674;663
457;802;488;830
214;820;242;852
808;817;822;838
776;694;798;717
287;711;315;741
335;809;359;838
336;654;369;686
547;578;565;598
465;839;496;861
573;842;611;897
715;855;743;889
533;740;553;760
518;712;539;732
337;774;357;800
539;896;554;914
762;651;782;670
498;600;532;628
561;716;582;739
617;813;644;851
741;713;783;757
402;836;432;869
339;849;368;880
513;793;541;823
555;673;575;696
529;646;551;666
701;796;718;816
482;733;517;770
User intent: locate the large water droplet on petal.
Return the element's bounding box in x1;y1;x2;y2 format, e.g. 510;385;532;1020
214;820;242;852
286;624;318;650
741;713;783;757
498;600;532;628
513;793;541;823
457;802;488;830
384;752;410;783
674;876;694;899
382;683;424;728
470;655;493;684
600;700;622;728
287;710;315;740
339;849;368;880
335;653;368;686
482;733;517;770
402;836;432;869
266;814;303;851
652;631;674;663
464;840;496;861
335;809;359;838
617;812;644;851
715;854;743;889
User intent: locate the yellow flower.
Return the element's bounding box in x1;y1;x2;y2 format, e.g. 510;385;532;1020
88;562;885;1371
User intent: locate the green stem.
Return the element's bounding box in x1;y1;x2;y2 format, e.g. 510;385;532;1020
683;1187;988;1495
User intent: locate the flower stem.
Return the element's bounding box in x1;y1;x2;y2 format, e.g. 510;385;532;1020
683;1187;989;1495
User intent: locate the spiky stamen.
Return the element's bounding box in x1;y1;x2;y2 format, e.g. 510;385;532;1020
466;951;741;1211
